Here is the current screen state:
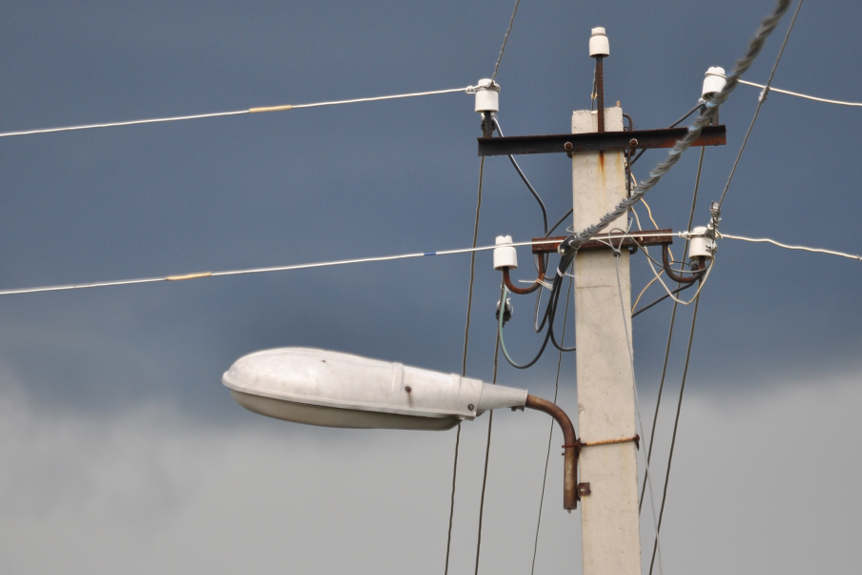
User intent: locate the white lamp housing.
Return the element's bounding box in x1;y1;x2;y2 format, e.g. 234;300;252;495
687;226;716;259
493;234;518;270
473;78;500;114
589;26;610;57
223;347;528;430
701;66;727;100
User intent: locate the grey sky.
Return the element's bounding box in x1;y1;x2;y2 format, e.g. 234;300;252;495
1;1;860;573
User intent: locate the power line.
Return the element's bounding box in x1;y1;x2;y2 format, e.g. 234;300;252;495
474;284;504;575
491;0;522;80
0;234;671;297
631;283;696;318
444;155;487;575
0;86;471;139
613;253;665;575
494;117;549;234
719;232;862;262
648;293;703;575
639;147;706;512
529;276;572;575
717;0;804;209
739;78;862;108
567;0;794;251
11;226;861;299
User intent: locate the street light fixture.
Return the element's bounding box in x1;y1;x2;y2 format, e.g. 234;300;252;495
223;347;580;509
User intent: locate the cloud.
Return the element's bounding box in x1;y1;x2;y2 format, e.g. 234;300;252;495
1;362;860;574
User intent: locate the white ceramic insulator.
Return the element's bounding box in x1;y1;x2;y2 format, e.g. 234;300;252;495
493;235;518;270
589;26;610;57
702;66;727;100
474;78;500;113
688;226;715;259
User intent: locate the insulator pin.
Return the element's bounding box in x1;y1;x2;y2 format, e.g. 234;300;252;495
493;235;518;270
473;78;500;114
701;66;727;100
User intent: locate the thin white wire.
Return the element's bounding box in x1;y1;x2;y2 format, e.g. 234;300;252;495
739;78;862;107
637;239;716;306
717;232;862;262
0;233;682;297
632;274;663;312
612;253;664;575
0;86;470;139
287;87;470;110
14;227;858;299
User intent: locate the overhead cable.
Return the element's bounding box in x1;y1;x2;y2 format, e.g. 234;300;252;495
567;0;794;252
494;118;549;234
738;79;862;108
639;147;706;513
445;155;487;575
631;283;696;318
0;234;672;297
719;232;862;262
11;227;858;301
648;294;703;575
613;255;664;575
474;285;504;575
491;0;522;80
530;277;572;575
12;227;860;300
717;0;804;209
0;86;471;139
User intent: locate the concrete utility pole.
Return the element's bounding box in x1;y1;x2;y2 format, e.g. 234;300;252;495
573;27;642;575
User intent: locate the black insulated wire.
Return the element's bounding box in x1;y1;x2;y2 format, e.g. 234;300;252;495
493;117;550;235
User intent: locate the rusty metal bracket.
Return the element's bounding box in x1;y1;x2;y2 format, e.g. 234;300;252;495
533;230;674;255
477;125;726;157
577;482;592;497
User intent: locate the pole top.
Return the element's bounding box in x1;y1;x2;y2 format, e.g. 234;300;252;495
589;26;610;57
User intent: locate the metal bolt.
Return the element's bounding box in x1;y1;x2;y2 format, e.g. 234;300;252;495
563;141;574;153
467;403;475;411
628;137;639;148
404;385;412;393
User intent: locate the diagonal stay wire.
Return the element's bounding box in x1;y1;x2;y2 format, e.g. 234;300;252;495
491;0;522;80
639;147;706;512
529;276;572;575
565;0;793;254
445;156;487;575
717;0;805;209
473;289;503;575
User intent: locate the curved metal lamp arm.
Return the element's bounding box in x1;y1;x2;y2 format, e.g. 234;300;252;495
525;394;579;510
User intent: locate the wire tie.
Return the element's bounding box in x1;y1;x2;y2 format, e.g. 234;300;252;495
580;434;640;449
248;104;295;113
166;271;213;281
